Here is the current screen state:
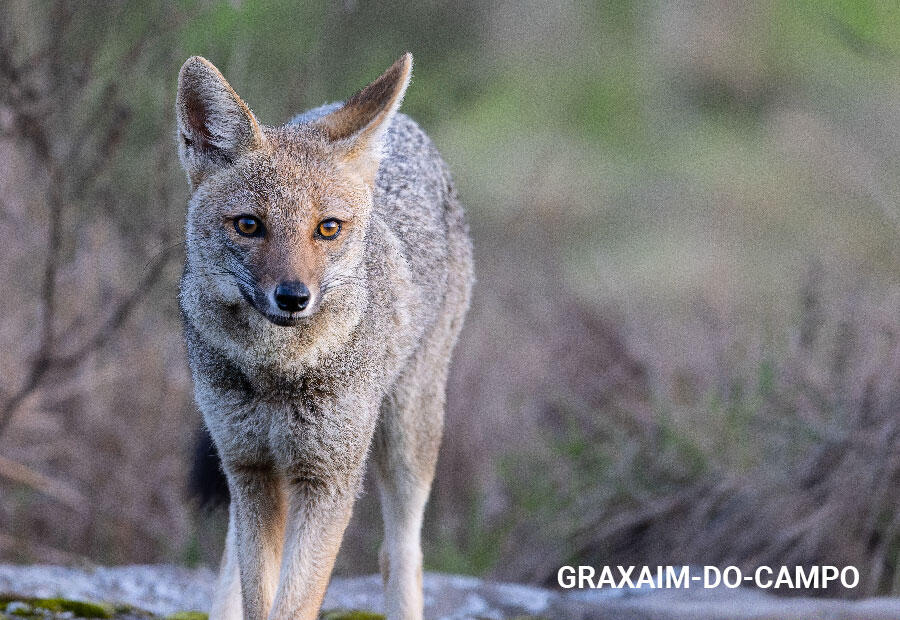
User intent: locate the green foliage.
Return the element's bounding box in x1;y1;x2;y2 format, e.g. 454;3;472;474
31;599;112;618
0;597;113;619
425;494;511;576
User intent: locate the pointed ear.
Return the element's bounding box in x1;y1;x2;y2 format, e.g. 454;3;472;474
176;56;265;189
314;53;412;182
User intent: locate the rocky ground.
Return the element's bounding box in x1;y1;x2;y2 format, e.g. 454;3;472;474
2;565;900;620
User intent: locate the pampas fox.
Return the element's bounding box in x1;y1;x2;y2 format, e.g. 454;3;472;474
176;53;473;620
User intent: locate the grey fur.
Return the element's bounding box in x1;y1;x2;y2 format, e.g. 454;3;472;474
288;102;343;125
177;54;473;620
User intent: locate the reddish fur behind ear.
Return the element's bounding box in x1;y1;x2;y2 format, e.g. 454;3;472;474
315;53;412;179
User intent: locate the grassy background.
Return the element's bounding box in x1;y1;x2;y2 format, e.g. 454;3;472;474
2;0;900;597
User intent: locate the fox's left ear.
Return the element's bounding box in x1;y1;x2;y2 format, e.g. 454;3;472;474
315;53;412;183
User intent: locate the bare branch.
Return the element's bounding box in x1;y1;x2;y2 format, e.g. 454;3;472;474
0;532;92;565
0;196;20;226
40;167;63;351
0;454;86;512
70;103;132;195
0;363;49;439
0;246;176;438
0;2;179;439
52;247;175;366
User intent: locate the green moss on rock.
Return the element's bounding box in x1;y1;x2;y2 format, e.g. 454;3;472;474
319;610;385;620
0;596;114;619
5;601;31;616
0;599;387;620
34;598;113;618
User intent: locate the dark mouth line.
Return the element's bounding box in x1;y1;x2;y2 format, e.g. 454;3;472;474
237;287;306;327
264;313;304;327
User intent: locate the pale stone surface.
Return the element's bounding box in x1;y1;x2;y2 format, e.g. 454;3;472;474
1;564;900;619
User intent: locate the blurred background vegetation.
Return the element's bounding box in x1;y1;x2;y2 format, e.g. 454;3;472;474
2;0;900;598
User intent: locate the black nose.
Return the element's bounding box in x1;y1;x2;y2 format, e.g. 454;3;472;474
273;281;311;312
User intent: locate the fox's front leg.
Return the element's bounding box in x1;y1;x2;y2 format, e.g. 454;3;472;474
266;480;359;620
208;502;242;620
266;395;379;620
224;464;288;620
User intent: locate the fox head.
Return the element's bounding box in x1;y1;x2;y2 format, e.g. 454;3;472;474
176;54;411;335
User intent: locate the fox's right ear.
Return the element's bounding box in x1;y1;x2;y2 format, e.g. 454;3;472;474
176;56;265;189
313;53;412;185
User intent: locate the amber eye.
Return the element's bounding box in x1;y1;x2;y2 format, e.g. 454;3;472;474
317;219;341;239
234;215;263;237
